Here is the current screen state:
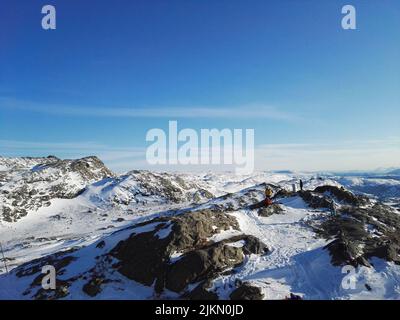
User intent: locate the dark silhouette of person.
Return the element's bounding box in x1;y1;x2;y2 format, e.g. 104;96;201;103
300;179;304;191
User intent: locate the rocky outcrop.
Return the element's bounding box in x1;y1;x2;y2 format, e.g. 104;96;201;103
314;203;400;266
230;283;264;300
299;185;369;211
111;209;267;296
313;185;369;206
299;190;335;210
257;204;284;217
298;185;400;267
165;241;244;293
0;156;114;222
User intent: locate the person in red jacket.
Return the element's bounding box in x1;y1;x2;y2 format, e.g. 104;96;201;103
264;187;273;206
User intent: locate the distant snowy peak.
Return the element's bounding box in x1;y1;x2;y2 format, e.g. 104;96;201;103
0;156;219;223
81;170;215;207
0;155;114;222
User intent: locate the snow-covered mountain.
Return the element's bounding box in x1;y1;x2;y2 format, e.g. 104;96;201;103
0;156;114;222
1;156;400;300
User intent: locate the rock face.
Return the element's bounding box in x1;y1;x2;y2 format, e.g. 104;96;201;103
257;203;284;217
165;241;244;293
111;209;268;295
0;156;114;222
299;190;335;210
299;185;369;211
313;185;369;206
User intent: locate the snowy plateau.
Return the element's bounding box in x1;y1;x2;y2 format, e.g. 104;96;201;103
0;155;400;300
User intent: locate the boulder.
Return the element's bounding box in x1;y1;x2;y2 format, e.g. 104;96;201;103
165;242;244;292
299;190;334;210
230;283;264;300
258;203;284;217
111;209;267;294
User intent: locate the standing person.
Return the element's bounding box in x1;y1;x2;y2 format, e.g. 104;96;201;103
264;187;273;207
299;179;304;191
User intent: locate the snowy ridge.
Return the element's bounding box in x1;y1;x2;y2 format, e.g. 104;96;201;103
0;156;114;222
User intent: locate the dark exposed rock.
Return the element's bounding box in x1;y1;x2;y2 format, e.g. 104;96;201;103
257;204;284;217
286;293;303;300
299;190;335;210
314;202;400;266
300;185;369;212
111;209;267;295
16;250;77;278
111;210;240;289
324;237;370;267
165;242;244;293
193;189;214;203
96;240;106;249
34;280;70;300
313;185;369;206
273;188;295;199
83;277;104;297
225;234;269;255
366;239;400;264
230;283;264;300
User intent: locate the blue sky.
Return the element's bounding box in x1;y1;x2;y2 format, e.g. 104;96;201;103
0;0;399;172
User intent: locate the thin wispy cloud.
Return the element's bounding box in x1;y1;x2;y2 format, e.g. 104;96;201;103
256;138;400;171
0;97;300;121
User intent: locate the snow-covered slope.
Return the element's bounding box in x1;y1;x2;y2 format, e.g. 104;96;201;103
0;156;114;222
